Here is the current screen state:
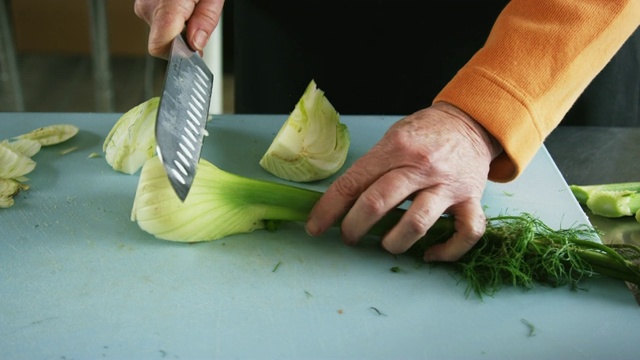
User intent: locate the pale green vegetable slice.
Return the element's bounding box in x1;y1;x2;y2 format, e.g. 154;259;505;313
1;124;79;209
0;142;37;179
103;97;159;174
259;79;350;182
0;178;29;208
1;139;42;158
14;124;79;146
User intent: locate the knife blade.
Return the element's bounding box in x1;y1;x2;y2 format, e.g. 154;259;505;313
155;33;213;202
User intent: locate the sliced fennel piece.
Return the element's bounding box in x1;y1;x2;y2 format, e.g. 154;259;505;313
0;141;37;179
1;139;42;158
0;140;35;209
13;124;79;146
1;124;79;209
103;97;159;174
0;178;29;208
259;79;350;182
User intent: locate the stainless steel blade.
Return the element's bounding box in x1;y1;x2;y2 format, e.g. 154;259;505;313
155;34;213;202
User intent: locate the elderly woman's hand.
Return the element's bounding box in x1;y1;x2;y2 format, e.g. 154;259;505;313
306;102;502;262
134;0;225;58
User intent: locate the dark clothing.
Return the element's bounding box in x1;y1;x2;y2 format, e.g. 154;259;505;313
233;0;639;126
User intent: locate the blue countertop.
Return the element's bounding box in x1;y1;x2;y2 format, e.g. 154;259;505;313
1;113;639;359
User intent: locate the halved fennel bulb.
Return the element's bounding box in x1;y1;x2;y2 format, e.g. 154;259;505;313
259;80;350;182
131;156;323;242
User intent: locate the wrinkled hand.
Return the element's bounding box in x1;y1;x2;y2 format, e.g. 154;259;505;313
306;102;502;262
134;0;225;58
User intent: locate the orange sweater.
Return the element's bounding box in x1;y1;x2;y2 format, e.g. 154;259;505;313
434;0;640;182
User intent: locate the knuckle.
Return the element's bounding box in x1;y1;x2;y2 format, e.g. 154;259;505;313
461;213;487;242
358;190;387;217
404;210;433;237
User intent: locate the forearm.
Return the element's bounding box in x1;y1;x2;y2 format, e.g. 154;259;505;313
434;0;640;182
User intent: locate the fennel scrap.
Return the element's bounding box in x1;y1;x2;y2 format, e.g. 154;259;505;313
521;319;536;337
1;124;79;208
369;307;387;316
272;261;282;273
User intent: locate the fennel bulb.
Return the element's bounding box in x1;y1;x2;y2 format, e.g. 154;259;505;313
132;156;323;242
259;80;350;182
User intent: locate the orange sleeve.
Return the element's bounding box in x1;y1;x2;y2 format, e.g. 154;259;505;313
433;0;640;182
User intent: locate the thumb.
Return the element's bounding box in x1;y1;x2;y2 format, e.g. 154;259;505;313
185;0;225;51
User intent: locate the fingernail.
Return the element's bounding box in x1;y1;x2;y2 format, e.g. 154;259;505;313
305;220;318;236
193;30;208;50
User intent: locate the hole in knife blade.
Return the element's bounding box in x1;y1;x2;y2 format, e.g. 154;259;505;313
174;159;189;176
187;109;200;125
190;96;205;111
186;117;199;134
184;126;198;143
179;142;194;158
181;135;196;151
192;90;205;104
195;68;209;83
194;81;206;97
176;150;191;167
171;168;186;185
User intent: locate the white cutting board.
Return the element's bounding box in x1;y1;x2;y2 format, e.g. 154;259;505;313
1;113;638;359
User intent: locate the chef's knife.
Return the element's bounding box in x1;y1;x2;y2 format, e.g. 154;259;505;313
155;33;213;202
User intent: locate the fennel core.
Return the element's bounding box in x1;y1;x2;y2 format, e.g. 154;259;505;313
131;157;640;298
